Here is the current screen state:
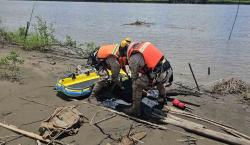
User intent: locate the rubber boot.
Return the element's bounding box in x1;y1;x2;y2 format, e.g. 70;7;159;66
123;77;144;116
123;98;141;116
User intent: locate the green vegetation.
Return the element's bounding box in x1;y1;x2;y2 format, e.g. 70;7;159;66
0;17;99;81
0;16;57;52
64;35;77;48
0;17;98;56
0;51;24;81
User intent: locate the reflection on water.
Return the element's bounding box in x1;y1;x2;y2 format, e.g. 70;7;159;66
0;1;250;83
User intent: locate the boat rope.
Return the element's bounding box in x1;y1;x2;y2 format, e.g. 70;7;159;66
228;0;240;40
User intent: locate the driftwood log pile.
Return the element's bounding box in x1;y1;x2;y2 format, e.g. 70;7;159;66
212;78;249;96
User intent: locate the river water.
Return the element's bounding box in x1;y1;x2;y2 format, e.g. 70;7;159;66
0;1;250;84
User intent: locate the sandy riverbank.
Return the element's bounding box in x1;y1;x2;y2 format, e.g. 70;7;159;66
0;43;250;145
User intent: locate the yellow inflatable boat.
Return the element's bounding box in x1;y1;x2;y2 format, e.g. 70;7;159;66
55;69;127;98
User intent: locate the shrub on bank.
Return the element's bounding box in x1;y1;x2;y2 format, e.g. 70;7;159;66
0;16;57;52
0;17;98;57
0;50;24;81
64;35;77;48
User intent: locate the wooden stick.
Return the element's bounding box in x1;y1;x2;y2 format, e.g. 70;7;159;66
222;128;250;141
188;63;200;91
164;106;250;141
168;111;249;139
77;101;196;137
89;110;102;125
79;101;169;130
164;106;235;129
0;122;66;145
18;97;51;107
160;116;250;145
172;111;250;140
93;115;117;125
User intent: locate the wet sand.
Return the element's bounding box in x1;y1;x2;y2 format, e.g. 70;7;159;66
0;44;249;145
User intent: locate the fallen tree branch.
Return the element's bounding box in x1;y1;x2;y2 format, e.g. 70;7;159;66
78;101;250;145
164;105;250;140
160;115;250;145
0;122;66;145
168;110;249;139
77;101;196;137
164;106;250;144
78;101;168;130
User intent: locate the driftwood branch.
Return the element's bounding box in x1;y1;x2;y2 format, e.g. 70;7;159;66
78;101;169;130
164;105;250;140
161;115;250;145
164;106;235;129
0;122;66;145
78;101;197;138
163;106;250;144
78;101;250;145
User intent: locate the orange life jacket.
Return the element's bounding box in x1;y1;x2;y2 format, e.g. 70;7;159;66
97;44;128;66
97;44;119;60
127;42;164;70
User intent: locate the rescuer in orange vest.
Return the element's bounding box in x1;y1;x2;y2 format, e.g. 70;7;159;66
88;38;131;101
123;42;173;116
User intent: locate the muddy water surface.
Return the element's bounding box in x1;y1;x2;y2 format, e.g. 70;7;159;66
0;1;250;84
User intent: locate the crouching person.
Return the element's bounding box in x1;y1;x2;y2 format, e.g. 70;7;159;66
124;42;173;116
88;40;131;101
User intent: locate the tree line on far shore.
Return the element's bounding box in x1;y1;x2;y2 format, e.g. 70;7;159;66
32;0;250;4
